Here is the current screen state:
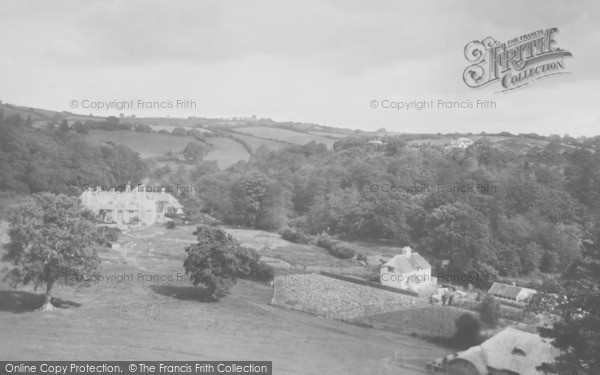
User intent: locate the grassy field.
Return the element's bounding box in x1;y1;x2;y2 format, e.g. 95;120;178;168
203;137;250;169
223;228;359;268
228;133;289;152
0;225;447;374
356;305;478;338
88;130;250;168
308;131;350;139
89;130;196;158
237;127;336;148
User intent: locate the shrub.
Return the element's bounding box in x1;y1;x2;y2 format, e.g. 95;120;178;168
250;262;275;282
328;243;356;259
315;233;337;250
165;221;176;229
356;253;368;262
454;313;481;348
280;227;311;244
479;295;501;327
96;226;121;245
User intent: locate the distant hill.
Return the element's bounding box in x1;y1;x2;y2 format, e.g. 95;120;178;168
2;101;592;169
0;102;104;122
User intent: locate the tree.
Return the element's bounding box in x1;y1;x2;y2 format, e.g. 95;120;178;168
538;218;600;374
2;193;101;310
183;225;262;300
171;127;187;136
59;119;69;132
183;142;211;163
479;295;500;327
454;313;482;348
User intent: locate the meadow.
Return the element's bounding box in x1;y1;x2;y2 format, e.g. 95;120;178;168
237;127;337;148
0;224;447;374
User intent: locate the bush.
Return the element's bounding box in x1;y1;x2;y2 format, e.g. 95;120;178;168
280;227;311;244
96;226;121;245
328;243;356;259
165;221;176;229
314;233;356;259
454;313;481;348
250;262;275;282
315;233;337;250
479;295;501;327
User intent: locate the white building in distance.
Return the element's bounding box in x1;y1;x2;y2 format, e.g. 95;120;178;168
379;247;434;292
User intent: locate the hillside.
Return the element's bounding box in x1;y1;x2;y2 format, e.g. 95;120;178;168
88;130;250;169
236;126;337;148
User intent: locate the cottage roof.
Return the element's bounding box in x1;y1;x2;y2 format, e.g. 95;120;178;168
488;282;536;300
381;251;430;274
454;327;559;375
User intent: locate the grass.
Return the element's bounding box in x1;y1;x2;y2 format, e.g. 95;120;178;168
203;137;250;169
89;129;196;158
88;130;250;168
0;224;447;373
222;228;359;268
356;305;478;338
226;133;289;152
237;126;336;148
308;131;350;139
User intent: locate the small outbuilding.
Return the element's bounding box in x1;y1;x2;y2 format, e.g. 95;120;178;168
488;282;537;304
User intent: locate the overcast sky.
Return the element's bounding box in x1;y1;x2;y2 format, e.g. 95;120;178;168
1;0;598;136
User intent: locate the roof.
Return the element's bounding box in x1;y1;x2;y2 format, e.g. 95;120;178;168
454;327;559;375
381;252;430;274
488;282;536;300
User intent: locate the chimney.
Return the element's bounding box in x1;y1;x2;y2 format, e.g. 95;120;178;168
402;246;412;258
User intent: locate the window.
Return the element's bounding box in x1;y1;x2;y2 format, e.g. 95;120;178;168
511;347;526;356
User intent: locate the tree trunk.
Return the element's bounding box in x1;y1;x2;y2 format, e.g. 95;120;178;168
38;279;55;311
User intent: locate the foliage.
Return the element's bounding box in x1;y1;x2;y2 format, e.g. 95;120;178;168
537;219;600;374
314;233;338;251
183;225;272;300
279;227;311;244
165;221;176;229
95;226;121;245
478;295;501;327
327;243;356;259
182;141;211;163
2;193;101;310
0;119;147;195
453;313;482;349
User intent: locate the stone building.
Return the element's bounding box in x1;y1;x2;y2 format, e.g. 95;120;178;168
79;184;183;228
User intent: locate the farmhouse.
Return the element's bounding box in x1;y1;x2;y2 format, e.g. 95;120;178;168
446;327;559;375
488;282;537;304
379;247;434;292
79;184;183;227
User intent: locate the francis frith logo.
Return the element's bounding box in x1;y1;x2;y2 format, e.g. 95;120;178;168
463;27;572;92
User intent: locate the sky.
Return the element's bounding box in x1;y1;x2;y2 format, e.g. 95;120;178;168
0;0;599;136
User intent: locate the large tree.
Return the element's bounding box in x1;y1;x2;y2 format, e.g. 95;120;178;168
3;193;101;310
183;225;263;300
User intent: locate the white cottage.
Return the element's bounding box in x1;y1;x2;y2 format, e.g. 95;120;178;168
379;247;433;291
